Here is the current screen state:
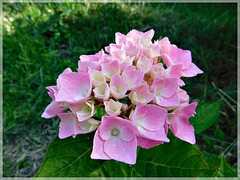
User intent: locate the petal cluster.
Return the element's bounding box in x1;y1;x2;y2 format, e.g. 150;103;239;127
42;29;203;165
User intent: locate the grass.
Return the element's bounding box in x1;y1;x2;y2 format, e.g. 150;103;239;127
3;2;237;177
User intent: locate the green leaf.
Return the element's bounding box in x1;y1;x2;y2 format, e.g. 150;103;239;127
190;101;221;134
213;154;238;177
36;133;105;177
90;132;218;177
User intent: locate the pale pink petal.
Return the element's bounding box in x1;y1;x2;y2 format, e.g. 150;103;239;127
127;29;143;40
165;64;183;79
150;63;165;79
104;99;122;116
79;50;104;62
56;72;92;103
91;129;111;160
101;60;120;79
69;101;95;122
133;103;167;131
142;44;160;58
137;54;153;73
124;38;141;59
56;68;73;89
151;78;179;98
93;82;110;101
169;115;196;144
104;136;137;165
58;112;75;139
74;118;100;136
129;84;154;105
88;69;106;87
46;86;57;100
140;29;154;47
181;63;203;77
154;91;180;107
115;32;126;45
41;100;67;119
110;74;128;99
122;66;144;90
168;102;198;144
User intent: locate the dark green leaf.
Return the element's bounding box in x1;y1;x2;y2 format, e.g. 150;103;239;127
213;155;237;177
190;101;221;134
36;133;105;177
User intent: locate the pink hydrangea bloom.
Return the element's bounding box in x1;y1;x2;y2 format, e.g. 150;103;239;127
42;29;203;165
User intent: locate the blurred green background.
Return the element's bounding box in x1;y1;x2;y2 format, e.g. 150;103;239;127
3;2;237;177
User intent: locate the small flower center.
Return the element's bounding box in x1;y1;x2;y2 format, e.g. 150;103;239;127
111;128;119;136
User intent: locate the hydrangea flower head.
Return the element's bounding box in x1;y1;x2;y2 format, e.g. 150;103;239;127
42;29;203;165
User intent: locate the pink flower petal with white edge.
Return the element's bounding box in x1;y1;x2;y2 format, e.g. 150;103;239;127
110;74;128;99
58;112;75;139
104;99;122;116
79;49;104;62
69;101;95;122
122;66;144;90
137;54;153;73
93;82;110;101
101;60;120;80
99;116;136;142
78;61;101;73
151;77;179;98
41;100;67;119
104;136;137;165
88;69;106;87
133;103;167;131
56;72;92;103
129;84;154;105
91;128;111;160
137;136;163;149
181;63;203;77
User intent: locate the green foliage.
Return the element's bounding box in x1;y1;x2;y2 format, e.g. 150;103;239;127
190;101;221;134
36;132;222;177
36;133;105;177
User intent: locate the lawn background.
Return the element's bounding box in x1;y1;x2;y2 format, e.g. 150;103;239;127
2;2;238;177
